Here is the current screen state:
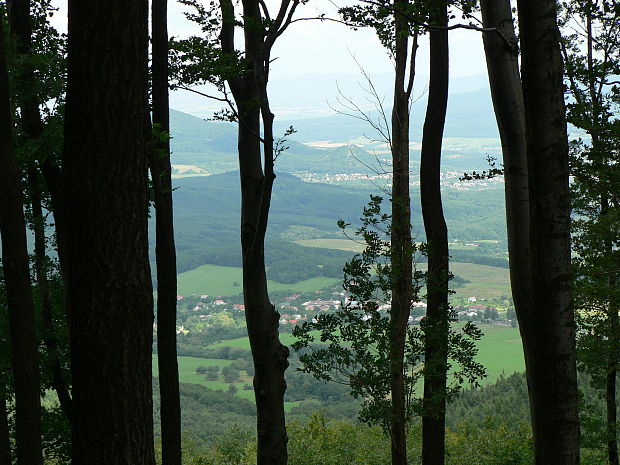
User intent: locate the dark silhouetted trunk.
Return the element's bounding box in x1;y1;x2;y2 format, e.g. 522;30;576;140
516;0;580;463
27;168;72;419
0;392;11;465
420;2;449;464
151;0;182;463
608;362;619;465
218;0;290;462
63;0;155;463
0;13;43;465
389;2;416;463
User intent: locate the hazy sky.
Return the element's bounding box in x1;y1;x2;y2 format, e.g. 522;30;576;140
49;1;489;117
50;0;487;78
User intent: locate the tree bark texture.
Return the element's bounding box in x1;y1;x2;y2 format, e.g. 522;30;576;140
516;0;580;463
420;3;449;464
151;0;182;463
219;0;289;462
0;392;12;465
389;2;415;463
63;0;155;463
0;14;44;465
480;0;532;316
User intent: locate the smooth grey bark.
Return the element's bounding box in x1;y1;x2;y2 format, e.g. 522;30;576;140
63;0;155;463
0;12;44;465
151;0;182;463
516;0;580;463
480;0;532;316
420;2;449;464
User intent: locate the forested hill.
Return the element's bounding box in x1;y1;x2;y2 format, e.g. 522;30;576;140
170;85;499;146
168;89;502;175
160;171;508;277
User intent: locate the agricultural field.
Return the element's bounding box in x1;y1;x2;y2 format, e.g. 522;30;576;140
295;238;366;253
176;263;340;296
294;238;511;300
178;325;523;388
448;262;511;299
473;324;524;382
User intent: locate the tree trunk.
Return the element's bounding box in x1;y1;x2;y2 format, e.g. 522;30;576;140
151;0;182;463
420;2;449;464
389;2;415;463
236;93;289;465
7;0;71;323
516;0;580;463
26;168;73;420
0;392;11;465
9;0;70;332
0;14;44;465
479;0;532;316
217;0;289;462
63;0;155;463
607;363;619;465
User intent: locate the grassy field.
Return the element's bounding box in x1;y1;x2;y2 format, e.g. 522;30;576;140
474;324;524;383
198;325;523;386
177;264;340;296
294;239;511;300
295;238;366;253
155;324;522;411
448;262;511;299
153;354;317;411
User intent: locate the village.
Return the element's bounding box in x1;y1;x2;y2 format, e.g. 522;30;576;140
168;285;516;336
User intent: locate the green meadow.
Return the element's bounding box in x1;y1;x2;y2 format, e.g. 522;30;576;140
176;263;340;296
161;324;523;391
294;239;511;300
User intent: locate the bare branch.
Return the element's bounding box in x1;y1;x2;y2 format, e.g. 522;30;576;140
173;84;230;102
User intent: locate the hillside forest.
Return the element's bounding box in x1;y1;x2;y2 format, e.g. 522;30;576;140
0;0;619;464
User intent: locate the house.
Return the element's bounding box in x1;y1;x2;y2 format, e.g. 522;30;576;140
176;295;184;301
233;304;245;310
200;295;209;299
467;296;477;303
214;299;226;306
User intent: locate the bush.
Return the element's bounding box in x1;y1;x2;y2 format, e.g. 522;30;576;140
222;366;240;383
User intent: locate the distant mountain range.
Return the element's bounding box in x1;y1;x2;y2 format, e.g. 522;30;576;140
169;71;491;120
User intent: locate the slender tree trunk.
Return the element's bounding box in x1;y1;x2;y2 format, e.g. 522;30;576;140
217;0;289;462
480;0;532;315
607;363;619;465
26;168;72;419
516;0;580;463
389;2;415;463
151;1;182;464
0;391;11;465
236;93;289;465
63;0;155;463
0;14;44;465
420;2;449;464
8;0;70;325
